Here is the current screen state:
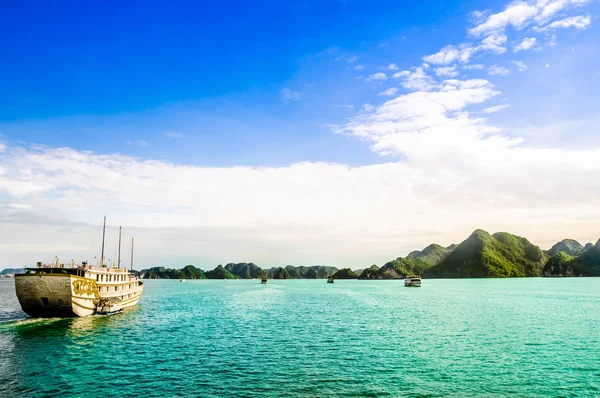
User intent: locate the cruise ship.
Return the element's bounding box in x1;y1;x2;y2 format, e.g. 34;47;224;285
14;217;144;317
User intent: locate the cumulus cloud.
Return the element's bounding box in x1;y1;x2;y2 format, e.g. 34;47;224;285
378;87;399;96
488;65;510;76
469;2;538;36
513;37;537;52
482;104;512;113
393;67;437;91
470;9;492;24
435;66;459;77
512;60;528;71
368;72;388;81
468;0;590;36
535;15;591;31
388;63;399;71
332;79;600;243
424;1;592;78
354;64;365;70
478;32;508;53
281;88;301;103
423;45;475;65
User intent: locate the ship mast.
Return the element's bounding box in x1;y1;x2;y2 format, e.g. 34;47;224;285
117;226;122;269
100;216;106;267
130;237;134;272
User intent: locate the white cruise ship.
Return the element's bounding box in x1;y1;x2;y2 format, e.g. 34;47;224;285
14;217;144;317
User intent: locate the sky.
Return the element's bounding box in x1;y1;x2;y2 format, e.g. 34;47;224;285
1;0;599;270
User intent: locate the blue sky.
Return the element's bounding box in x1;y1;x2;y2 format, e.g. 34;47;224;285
1;0;599;268
0;0;511;165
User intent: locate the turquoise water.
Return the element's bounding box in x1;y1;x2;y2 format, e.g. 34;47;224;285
1;278;599;397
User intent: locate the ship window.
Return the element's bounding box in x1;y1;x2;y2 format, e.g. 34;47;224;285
41;297;50;306
96;274;99;281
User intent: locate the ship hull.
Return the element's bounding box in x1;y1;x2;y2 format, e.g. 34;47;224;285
15;273;144;318
15;274;99;317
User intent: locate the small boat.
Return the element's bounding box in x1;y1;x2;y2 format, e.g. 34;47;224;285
404;275;422;287
180;279;186;282
327;276;334;284
261;278;268;284
96;298;123;316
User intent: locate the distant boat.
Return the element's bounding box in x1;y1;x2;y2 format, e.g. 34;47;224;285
180;279;186;282
327;276;334;284
261;277;268;284
404;275;422;287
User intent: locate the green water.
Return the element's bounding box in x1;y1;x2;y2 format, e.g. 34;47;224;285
1;278;599;397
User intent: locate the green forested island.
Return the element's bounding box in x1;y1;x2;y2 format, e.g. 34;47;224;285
2;230;599;280
138;229;600;280
141;263;340;280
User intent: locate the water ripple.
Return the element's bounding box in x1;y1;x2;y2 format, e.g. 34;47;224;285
1;278;600;397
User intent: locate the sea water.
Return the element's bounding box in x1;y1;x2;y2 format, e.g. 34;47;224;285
0;278;599;397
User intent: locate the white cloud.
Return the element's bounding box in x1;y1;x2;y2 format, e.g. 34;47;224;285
536;0;591;24
469;2;538;36
535;15;591;31
423;45;475;65
368;72;388;81
423;32;508;67
463;64;485;70
512;60;529;71
470;9;492;24
482;104;512;113
332;80;600;248
393;67;437;91
378;88;399;96
478;32;508;54
388;63;399;71
281;88;301;103
488;65;510;76
354;64;365;70
469;0;591;36
392;71;411;78
513;37;537;52
164;132;184;138
435;66;459;77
